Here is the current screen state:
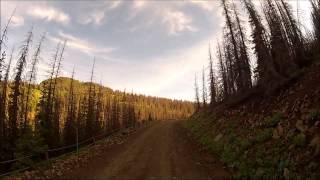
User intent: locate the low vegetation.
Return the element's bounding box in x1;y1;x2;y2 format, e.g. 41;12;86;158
185;109;319;178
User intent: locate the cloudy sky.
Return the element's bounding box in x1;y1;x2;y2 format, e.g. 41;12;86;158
0;0;312;101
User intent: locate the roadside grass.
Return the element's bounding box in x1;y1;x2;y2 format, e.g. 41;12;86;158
5;125;150;178
6;137;107;177
183;112;319;178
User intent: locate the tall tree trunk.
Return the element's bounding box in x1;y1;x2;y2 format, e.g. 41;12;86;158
23;33;46;131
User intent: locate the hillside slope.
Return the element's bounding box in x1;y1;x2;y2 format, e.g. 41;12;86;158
185;63;320;178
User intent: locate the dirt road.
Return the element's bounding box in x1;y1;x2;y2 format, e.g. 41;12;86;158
64;120;230;179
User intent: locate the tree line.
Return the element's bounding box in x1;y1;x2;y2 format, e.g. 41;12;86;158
0;13;194;172
195;0;320;110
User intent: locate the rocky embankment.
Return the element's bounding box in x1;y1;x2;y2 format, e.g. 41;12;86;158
186;64;320;178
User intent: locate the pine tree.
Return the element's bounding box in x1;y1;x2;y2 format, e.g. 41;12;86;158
51;40;66;147
217;42;228;99
232;1;252;89
223;38;235;96
0;9;14;83
95;82;103;133
148;113;153;122
276;0;306;67
242;0;284;89
194;74;200;111
111;95;120;130
23;33;46;131
263;0;297;78
104;95;111;131
221;0;245;92
64;68;76;145
310;0;320;49
128;93;136;127
86;58;96;138
0;48;13;153
202;67;207;107
77;96;87;141
37;41;61;148
8;29;32;145
208;46;216;106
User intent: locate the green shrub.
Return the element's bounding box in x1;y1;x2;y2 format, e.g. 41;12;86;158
308;109;320;124
265;112;283;128
200;133;212;145
221;144;237;165
238;138;252;151
292;133;306;147
255;129;273;143
12;125;48;169
228;131;237;143
237;161;255;178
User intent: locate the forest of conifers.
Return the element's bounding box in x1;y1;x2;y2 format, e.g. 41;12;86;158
0;13;194;172
194;0;320;109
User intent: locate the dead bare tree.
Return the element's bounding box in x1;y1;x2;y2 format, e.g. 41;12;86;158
86;58;96;138
208;45;217;106
23;33;46;131
217;42;228;99
202;67;207;107
0;9;15;82
0;47;14;143
8;28;33;145
276;0;306;67
263;0;297;78
64;67;77;145
221;0;246;92
37;41;61;148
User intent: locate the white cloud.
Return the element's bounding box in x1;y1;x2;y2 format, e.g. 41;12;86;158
109;1;122;10
92;11;105;25
79;10;106;26
78;2;121;26
133;0;147;9
189;0;216;11
162;9;198;35
27;6;70;25
126;0;149;21
11;15;24;27
50;31;116;56
126;1;199;35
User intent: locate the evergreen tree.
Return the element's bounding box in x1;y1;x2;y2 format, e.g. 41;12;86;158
221;0;246;92
0;9;14;83
111;95;120;130
232;1;252;89
8;29;32;145
23;33;45;131
217;42;228;99
194;74;200;111
208;46;216;106
0;48;14;163
242;0;284;89
202;67;207;107
310;0;320;49
37;41;62;148
64;68;76;145
86;58;96;138
95;82;103;133
263;0;297;78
